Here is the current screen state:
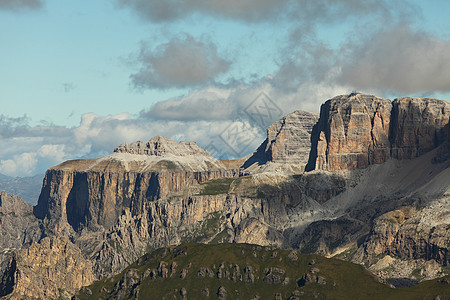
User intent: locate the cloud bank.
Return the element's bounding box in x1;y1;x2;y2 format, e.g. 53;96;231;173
339;26;450;93
117;0;288;23
0;0;43;11
131;35;230;89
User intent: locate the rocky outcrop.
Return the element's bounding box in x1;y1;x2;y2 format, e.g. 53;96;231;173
34;137;240;233
114;136;210;156
312;94;392;171
243;111;318;172
0;236;95;299
296;216;369;256
34;167;239;233
32;129;450;282
2;93;448;298
390;97;450;159
0;192;41;274
308;93;449;171
352;196;450;281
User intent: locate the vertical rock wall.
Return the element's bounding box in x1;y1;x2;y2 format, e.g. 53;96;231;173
308;94;449;171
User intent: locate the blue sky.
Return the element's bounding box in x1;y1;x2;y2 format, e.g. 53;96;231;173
1;0;450;176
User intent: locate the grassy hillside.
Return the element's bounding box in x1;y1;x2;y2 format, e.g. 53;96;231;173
74;243;450;300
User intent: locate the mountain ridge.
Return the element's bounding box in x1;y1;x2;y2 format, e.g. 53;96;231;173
0;93;449;299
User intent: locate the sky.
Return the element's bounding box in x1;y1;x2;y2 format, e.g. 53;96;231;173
1;0;450;177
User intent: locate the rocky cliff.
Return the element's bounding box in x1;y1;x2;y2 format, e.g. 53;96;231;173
0;236;95;299
34;136;241;234
243;111;318;173
0;192;41;275
307;94;449;171
390;97;450;159
1;94;449;298
114;136;210;156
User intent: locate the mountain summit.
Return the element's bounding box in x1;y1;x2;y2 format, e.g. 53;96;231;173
114;136;210;157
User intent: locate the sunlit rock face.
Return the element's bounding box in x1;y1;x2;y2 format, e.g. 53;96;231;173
308;94;449;171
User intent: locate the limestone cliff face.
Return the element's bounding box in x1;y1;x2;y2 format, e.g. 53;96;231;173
0;191;40;248
0;236;95;299
308;94;449;171
114;136;210;156
351;194;450;282
0;192;41;275
356;197;449;266
391;97;450;159
34;137;240;233
311;94;392;171
259;111;318;164
34;168;239;233
243;111;318;172
3;94;448;297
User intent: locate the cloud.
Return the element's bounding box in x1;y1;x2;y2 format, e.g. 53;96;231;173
117;0;288;23
118;0;415;26
0;153;38;177
141;87;234;121
0;110;265;176
338;26;450;93
131;35;230;89
0;0;43;11
0;115;29;138
62;83;76;93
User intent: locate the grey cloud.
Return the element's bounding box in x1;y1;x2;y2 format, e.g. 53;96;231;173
62;83;76;93
131;35;230;89
0;115;30;138
338;26;450;93
117;0;288;23
141;88;235;121
0;0;43;11
118;0;414;25
0;114;71;139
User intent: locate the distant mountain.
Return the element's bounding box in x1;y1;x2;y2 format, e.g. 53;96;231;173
0;173;12;181
0;174;44;205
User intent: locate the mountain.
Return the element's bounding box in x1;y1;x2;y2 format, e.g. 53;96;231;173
0;236;94;299
72;243;450;300
0;93;448;299
307;94;449;171
243;110;319;173
0;174;44;205
0;174;12;181
0;192;42;279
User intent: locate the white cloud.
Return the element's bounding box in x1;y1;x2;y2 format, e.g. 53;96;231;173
0;152;38;177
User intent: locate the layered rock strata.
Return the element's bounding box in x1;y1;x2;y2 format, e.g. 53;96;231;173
0;236;95;299
1;94;449;298
243;111;318;173
0;192;41;274
34;137;241;233
308;94;449;171
114;136;210;156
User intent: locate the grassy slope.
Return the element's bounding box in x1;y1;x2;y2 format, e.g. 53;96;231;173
75;243;450;300
198;177;236;195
